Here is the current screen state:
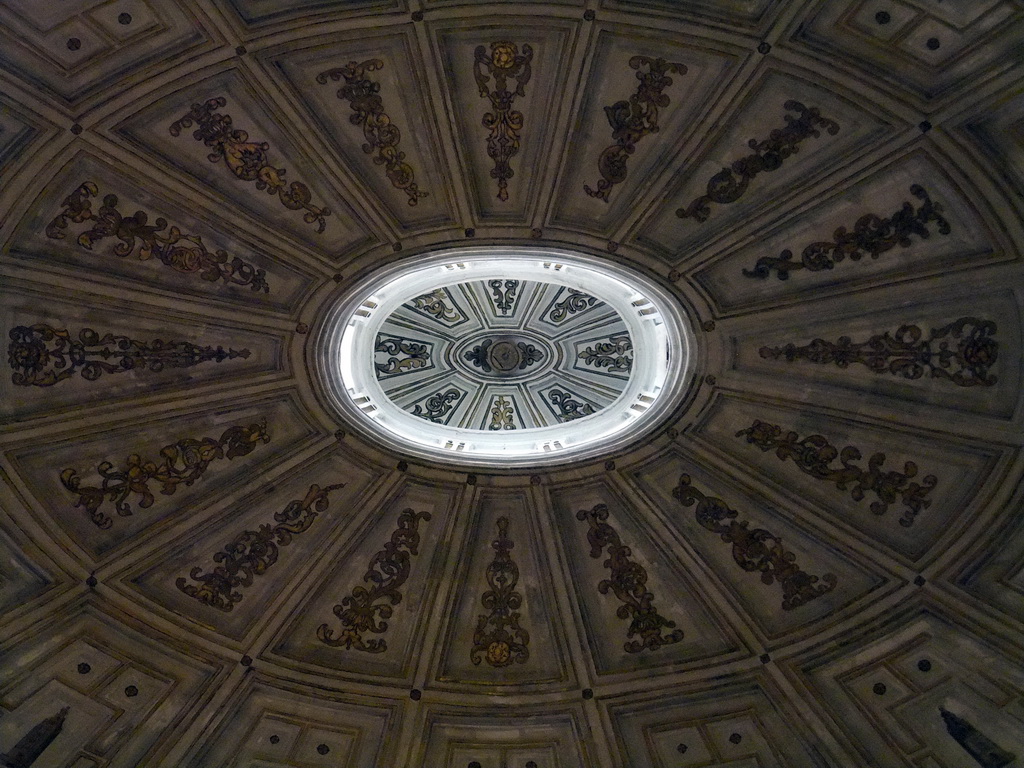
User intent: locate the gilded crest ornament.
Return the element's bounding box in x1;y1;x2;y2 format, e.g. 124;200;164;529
177;482;345;611
317;60;427;206
8;324;249;387
576;503;684;652
677;101;839;222
673;474;837;610
471;517;530;667
474;42;533;201
61;421;270;529
584;56;686;202
46;181;270;292
318;508;432;652
743;185;951;280
489;396;516;431
374;334;431;377
548;389;596;421
736;419;937;527
169;97;331;232
760;316;998;387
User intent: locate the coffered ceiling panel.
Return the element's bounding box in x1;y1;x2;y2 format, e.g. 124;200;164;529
114;67;378;259
0;95;48;185
0;498;58;621
225;0;405;27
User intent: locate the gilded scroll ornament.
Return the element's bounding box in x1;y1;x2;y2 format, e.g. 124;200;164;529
585;56;686;203
474;42;533;201
578;335;633;373
318;507;432;652
409;288;463;324
45;182;270;292
673;474;837;610
411;389;462;424
548;389;596;421
177;482;344;611
8;324;249;387
759;316;998;387
169;97;331;232
677;101;840;222
489;279;518;315
743;185;951;280
316;60;426;206
374;335;431;376
736;419;936;527
576;503;684;652
489;396;516;431
548;288;598;323
471;516;531;666
61;421;270;529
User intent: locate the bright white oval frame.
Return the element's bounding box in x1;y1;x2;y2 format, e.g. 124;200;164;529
318;247;695;468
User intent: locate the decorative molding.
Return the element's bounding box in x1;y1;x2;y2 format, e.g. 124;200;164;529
45;181;270;292
8;324;250;387
676;101;839;222
576;503;684;652
578;334;633;373
374;334;431;377
759;317;998;387
471;516;530;667
177;482;344;611
474;42;533;201
169;97;331;233
489;396;516;431
672;474;837;610
61;421;270;529
735;419;936;527
548;389;596;421
317;507;432;652
584;56;686;202
464;338;543;373
317;60;426;206
548;288;598;323
411;389;462;424
742;185;950;280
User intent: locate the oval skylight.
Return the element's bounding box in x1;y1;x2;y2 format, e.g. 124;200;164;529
316;247;696;467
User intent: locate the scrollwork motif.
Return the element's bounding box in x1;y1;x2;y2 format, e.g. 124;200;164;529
759;317;998;387
411;389;462;424
374;334;431;376
578;334;633;373
488;279;519;315
743;185;951;280
8;324;249;387
177;482;344;611
676;101;839;222
408;288;463;324
474;42;533;201
576;503;684;652
736;419;936;527
317;508;432;652
548;288;598;323
585;56;686;202
471;516;531;666
316;60;426;206
672;474;837;610
489;396;516;431
61;421;270;529
548;389;596;421
169;97;331;233
45;182;270;292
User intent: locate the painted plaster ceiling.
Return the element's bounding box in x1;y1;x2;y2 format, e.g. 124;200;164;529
0;1;1023;767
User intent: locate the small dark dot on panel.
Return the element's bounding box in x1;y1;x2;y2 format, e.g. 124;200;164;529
332;273;344;283
240;655;253;666
393;242;403;252
705;374;717;386
269;735;280;744
317;743;330;755
606;241;618;253
914;575;926;586
334;429;346;441
411;10;424;21
583;9;595;20
466;474;477;486
701;320;716;332
677;743;688;753
86;575;98;588
757;41;771;54
667;427;680;440
464;227;476;238
124;685;139;697
926;37;940;50
410;688;421;700
729;733;742;744
118;12;133;24
526;762;537;768
759;653;771;664
234;45;247;56
918;659;932;672
875;11;891;24
919;120;932;133
531;228;543;239
77;662;91;674
582;688;594;699
67;38;82;51
397;460;409;472
296;322;309;334
71;124;83;135
468;762;482;768
873;682;887;695
530;474;541;485
668;270;681;282
604;460;615;471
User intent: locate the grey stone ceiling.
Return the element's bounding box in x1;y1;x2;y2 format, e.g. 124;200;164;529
0;1;1022;766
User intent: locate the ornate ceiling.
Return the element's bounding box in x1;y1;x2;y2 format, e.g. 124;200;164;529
0;1;1023;766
